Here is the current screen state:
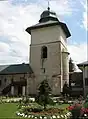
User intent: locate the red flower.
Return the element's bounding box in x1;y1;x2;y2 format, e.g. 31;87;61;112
68;106;74;111
81;108;88;114
85;108;88;113
81;108;85;112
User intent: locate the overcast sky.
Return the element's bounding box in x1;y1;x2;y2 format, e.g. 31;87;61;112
0;0;87;65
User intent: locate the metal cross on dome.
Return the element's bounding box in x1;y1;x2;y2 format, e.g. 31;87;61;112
47;0;57;10
47;0;50;10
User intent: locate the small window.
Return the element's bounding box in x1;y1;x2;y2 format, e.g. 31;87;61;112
0;80;1;86
41;46;47;58
85;78;88;86
4;78;7;82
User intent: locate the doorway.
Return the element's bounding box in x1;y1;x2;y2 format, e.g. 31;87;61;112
18;86;22;96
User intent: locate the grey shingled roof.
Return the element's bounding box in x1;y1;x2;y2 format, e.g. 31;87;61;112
0;63;33;75
0;65;9;72
77;61;88;66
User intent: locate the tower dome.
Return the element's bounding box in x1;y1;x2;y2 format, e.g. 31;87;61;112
39;8;59;23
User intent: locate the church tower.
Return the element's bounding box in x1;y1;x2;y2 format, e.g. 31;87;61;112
26;7;71;95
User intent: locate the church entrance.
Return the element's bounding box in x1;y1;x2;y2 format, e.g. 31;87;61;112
18;86;22;96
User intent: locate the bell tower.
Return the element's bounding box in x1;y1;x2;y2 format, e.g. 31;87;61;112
26;7;71;95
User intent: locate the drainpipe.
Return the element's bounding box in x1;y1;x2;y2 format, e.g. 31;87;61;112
83;65;86;97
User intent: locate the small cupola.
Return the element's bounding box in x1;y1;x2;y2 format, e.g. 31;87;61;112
39;7;59;23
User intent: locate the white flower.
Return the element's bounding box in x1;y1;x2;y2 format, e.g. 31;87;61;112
7;100;10;102
13;99;16;102
31;115;34;118
59;101;64;103
20;113;23;116
17;112;20;116
84;114;87;116
40;116;42;119
29;98;35;102
22;106;25;108
28;115;31;118
50;116;52;119
64;115;67;118
44;117;47;119
57;115;60;118
53;100;57;103
21;113;25;117
25;115;27;117
60;115;64;118
52;115;56;118
35;117;37;119
68;101;72;103
66;112;71;116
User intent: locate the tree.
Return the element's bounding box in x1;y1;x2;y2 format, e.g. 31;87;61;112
63;81;71;97
84;95;88;108
69;58;75;73
36;79;51;110
69;58;75;88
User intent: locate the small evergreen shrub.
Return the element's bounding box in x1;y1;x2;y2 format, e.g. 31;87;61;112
36;79;52;109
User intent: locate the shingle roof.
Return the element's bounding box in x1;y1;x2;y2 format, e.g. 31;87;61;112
0;65;9;72
77;61;88;66
0;63;33;75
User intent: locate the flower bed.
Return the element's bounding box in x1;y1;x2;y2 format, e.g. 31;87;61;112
16;111;71;119
67;103;88;118
16;101;71;118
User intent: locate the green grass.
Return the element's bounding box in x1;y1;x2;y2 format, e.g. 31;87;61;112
0;103;69;118
0;103;18;118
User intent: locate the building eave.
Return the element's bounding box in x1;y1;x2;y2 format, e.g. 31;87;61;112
26;21;71;38
77;61;88;67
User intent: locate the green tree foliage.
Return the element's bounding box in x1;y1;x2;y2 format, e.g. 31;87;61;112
63;81;71;97
69;58;75;72
84;94;88;108
36;79;51;109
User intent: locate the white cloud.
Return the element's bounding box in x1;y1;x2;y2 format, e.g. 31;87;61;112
68;43;88;64
81;0;88;30
83;11;88;30
0;0;87;65
42;0;74;16
0;0;75;65
0;42;10;52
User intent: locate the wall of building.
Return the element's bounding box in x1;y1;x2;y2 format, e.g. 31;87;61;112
0;73;28;95
28;25;69;95
0;75;12;93
84;66;88;78
84;66;88;96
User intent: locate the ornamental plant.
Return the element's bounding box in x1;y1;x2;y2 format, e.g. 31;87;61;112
84;95;88;108
67;95;88;119
67;103;82;119
36;79;52;110
82;94;88;116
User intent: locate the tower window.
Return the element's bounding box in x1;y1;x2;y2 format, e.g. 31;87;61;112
41;46;47;58
0;80;1;86
4;78;7;82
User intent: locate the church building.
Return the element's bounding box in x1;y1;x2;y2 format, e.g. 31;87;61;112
26;7;71;95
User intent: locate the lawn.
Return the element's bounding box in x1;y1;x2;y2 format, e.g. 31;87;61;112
0;103;69;118
0;103;18;118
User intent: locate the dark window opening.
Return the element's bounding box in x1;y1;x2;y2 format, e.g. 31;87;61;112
4;78;7;82
0;80;1;86
85;78;88;86
41;46;47;59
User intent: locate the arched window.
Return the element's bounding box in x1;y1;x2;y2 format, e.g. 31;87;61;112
41;46;47;58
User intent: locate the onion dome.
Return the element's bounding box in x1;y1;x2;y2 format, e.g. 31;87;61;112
39;7;59;23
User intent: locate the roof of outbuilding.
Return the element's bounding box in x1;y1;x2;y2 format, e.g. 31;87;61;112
77;61;88;66
0;63;33;75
